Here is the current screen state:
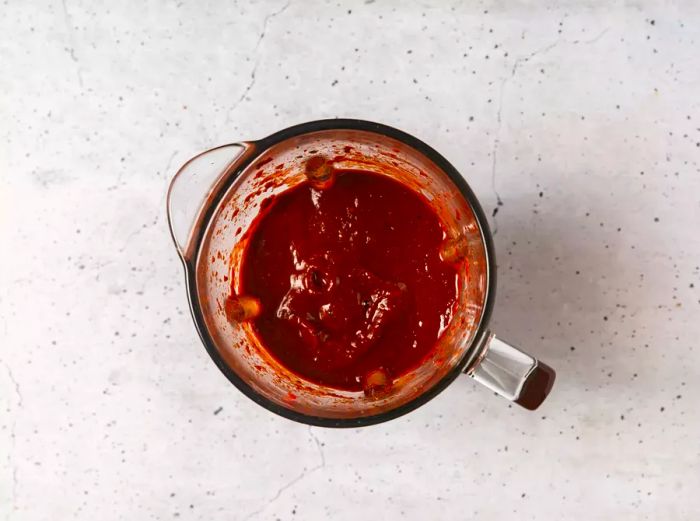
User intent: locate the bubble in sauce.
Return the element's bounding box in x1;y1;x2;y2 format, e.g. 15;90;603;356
304;155;335;190
224;295;261;323
363;368;391;397
439;235;468;264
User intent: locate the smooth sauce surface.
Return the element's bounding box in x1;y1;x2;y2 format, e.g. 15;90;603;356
239;170;458;391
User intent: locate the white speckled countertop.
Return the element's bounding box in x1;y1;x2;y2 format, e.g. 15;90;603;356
2;0;700;519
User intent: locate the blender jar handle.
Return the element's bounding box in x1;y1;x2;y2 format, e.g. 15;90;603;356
166;143;252;260
467;333;555;410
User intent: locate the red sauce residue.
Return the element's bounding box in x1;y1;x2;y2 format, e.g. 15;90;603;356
238;170;458;391
260;196;275;210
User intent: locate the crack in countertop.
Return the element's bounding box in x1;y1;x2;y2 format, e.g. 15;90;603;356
488;27;610;236
242;425;326;520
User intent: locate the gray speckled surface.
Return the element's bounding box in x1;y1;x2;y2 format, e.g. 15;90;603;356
2;0;700;519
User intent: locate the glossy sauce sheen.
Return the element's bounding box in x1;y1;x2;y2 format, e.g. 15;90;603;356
240;170;458;391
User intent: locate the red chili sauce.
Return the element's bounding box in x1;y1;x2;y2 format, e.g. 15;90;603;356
238;168;458;392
